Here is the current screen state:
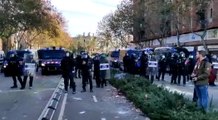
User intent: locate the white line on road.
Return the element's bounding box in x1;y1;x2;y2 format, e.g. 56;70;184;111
101;118;106;120
58;93;68;120
38;79;63;120
93;95;98;103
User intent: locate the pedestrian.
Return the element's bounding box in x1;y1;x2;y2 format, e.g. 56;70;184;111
81;52;93;92
209;65;216;86
61;52;76;94
22;53;36;89
7;53;23;89
191;50;211;112
93;54;101;88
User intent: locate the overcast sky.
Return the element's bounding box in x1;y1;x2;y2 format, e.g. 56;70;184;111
51;0;122;37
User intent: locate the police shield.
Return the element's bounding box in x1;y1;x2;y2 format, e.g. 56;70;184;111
100;63;111;79
23;53;36;76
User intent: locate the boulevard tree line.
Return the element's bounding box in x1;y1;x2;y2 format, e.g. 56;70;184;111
97;0;211;53
0;0;73;51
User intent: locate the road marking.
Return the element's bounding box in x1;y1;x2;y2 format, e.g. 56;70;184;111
79;111;86;114
93;95;98;103
38;79;63;120
58;93;68;120
101;118;106;120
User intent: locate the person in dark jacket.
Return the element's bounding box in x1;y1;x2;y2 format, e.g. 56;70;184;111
8;53;23;89
93;54;101;88
170;53;179;84
81;52;93;92
139;51;148;77
158;54;167;81
177;52;187;85
75;54;82;78
123;53;130;73
61;52;76;93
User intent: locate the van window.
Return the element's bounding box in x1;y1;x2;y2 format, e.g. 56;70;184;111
111;51;119;58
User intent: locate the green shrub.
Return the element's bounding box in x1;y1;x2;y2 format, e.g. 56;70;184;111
109;72;218;120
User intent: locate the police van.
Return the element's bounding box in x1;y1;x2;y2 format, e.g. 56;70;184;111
37;47;66;75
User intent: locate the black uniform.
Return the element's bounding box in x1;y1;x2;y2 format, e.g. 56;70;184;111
177;56;187;85
8;55;23;88
75;55;82;78
61;55;76;93
93;55;101;88
158;56;167;81
123;54;130;72
139;52;148;77
81;55;93;92
170;54;179;84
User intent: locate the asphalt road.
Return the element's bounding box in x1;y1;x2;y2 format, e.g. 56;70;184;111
0;72;61;120
0;72;147;120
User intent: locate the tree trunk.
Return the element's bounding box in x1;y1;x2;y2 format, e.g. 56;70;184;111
2;37;12;53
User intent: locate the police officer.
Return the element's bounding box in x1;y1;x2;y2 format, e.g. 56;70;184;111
8;53;23;89
177;52;187;85
139;51;148;77
22;53;36;89
148;52;158;83
61;52;76;93
93;54;101;88
81;52;93;92
158;54;167;81
75;54;82;78
170;53;179;84
99;54;109;87
123;53;130;73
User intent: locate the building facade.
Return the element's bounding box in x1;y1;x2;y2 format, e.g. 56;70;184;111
133;0;218;52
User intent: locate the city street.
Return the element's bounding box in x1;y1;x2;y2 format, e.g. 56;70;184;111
0;72;147;120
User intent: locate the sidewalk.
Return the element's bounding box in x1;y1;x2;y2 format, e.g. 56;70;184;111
153;74;218;109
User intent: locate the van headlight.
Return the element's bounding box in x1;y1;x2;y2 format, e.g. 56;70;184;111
41;63;45;66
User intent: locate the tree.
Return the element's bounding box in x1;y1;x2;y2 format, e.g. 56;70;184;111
0;0;64;51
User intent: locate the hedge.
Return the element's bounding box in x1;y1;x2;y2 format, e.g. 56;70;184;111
109;72;218;120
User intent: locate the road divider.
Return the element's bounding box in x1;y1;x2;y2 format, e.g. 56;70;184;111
38;79;64;120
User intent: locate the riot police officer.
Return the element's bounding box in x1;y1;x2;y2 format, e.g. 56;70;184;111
170;53;179;84
93;54;101;88
177;52;187;85
148;52;158;83
81;52;93;92
139;51;149;78
22;53;36;89
158;54;167;81
75;54;82;78
8;53;23;89
123;53;130;73
61;52;76;93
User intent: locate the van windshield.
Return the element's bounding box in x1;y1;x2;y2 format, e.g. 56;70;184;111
111;51;119;58
38;50;65;59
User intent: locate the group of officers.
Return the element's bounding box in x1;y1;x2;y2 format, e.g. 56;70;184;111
123;50;196;85
6;51;109;94
6;53;36;89
61;51;109;94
